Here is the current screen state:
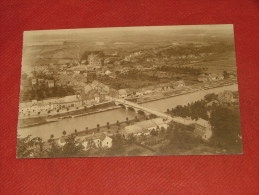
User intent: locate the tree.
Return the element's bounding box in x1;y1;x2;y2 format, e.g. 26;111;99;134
74;129;78;135
97;124;100;131
150;129;158;136
204;93;217;102
223;71;229;79
48;134;54;143
62;135;84;157
17;135;35;158
85;127;88;134
209;106;242;149
126;117;129;124
17;135;44;158
116;120;120;126
47;135;62;158
87;139;97;151
160;127;166;135
62;130;67;136
107;122;110;129
127;134;136;144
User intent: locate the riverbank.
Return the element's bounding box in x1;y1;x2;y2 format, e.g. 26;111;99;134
18;80;237;128
18;82;239;140
18;102;119;128
135;79;237;104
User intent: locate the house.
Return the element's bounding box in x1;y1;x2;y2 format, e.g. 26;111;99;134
57;137;66;147
91;80;101;90
217;90;234;103
122;125;150;137
208;73;218;81
217;74;224;80
142;88;153;95
159;83;171;91
199;73;224;82
123;118;168;138
102;85;110;93
46;80;55;88
31;78;37;86
125;88;134;97
198;74;209;82
173;80;185;88
108;88;119;98
104;70;112;75
68;65;87;74
192;118;212;140
99;92;107;102
19;98;57;115
88;53;103;68
37;79;45;85
76;133;112;150
131;89;143;97
81;60;87;64
94;94;100;103
35;100;53;112
57;95;82;109
19;101;33;115
172;117;212;140
118;89;127;99
84;84;93;94
91;81;110;93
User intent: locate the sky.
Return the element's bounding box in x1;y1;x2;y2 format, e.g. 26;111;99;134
23;24;234;44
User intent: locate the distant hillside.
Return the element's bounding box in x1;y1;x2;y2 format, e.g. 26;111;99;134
22;43;79;69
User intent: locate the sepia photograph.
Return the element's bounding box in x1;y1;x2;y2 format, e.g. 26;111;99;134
17;24;243;158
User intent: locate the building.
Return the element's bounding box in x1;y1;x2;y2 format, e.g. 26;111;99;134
133;89;143;97
19;94;85;117
88;53;103;68
56;95;82;110
198;73;224;82
84;84;93;94
173;80;185;88
76;133;112;150
118;89;127;99
46;80;55;88
172;117;212;140
86;71;97;82
123;118;168;138
141;87;154;95
57;137;66;147
68;65;87;74
159;83;171;91
104;70;112;75
31;78;37;86
94;94;100;103
198;74;209;82
125;88;134;97
192;118;212;140
217;90;234;103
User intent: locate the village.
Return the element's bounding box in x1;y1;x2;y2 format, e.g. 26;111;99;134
19;43;237;121
17;37;241;158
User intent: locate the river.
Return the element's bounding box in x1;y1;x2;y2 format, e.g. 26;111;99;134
18;84;238;140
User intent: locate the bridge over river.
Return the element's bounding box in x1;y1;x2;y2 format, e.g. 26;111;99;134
19;84;237;140
113;98;172;120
